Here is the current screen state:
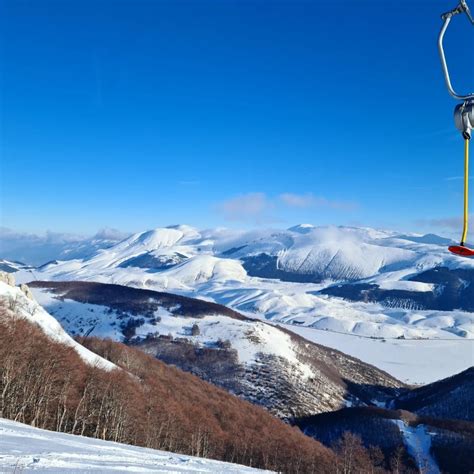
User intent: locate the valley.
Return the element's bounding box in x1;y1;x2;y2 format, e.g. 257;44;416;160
2;223;474;472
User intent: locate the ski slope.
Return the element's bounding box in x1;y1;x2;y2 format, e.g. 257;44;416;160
393;420;440;474
0;418;270;473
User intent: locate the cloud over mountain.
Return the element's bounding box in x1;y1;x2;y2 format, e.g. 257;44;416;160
216;192;358;223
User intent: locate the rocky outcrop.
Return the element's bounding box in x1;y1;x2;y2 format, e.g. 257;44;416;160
20;283;34;300
0;271;15;287
0;271;35;302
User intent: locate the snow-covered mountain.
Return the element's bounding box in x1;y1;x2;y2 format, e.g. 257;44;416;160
0;259;32;273
0;274;115;371
8;224;474;381
12;224;460;282
0;418;268;473
2;226;473;472
29;280;403;419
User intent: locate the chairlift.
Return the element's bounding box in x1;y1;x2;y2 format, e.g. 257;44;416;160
438;1;474;255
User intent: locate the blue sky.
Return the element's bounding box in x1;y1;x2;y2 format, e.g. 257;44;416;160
1;0;474;235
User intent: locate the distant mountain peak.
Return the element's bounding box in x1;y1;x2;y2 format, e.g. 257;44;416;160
394;233;454;246
288;223;315;234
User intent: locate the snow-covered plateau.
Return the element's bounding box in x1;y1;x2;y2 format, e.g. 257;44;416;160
283;322;473;384
9;224;474;383
0;418;270;473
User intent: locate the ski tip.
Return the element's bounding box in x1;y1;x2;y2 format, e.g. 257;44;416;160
448;245;474;257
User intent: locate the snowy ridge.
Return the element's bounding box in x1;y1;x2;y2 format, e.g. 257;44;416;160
394;366;474;419
32;285;312;377
164;255;247;286
0;282;116;371
19;224;474;341
0;418;269;473
9;224;474;382
0;259;31;273
277;228;416;280
29;281;403;418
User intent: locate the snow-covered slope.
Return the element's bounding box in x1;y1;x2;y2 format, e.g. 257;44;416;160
31;282;311;373
393;420;440;474
0;280;115;371
0;418;269;473
18;225;474;337
8;224;474;382
0;259;32;273
29;281;403;418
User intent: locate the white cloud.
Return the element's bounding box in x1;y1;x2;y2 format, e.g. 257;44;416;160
279;193;316;208
93;227;130;241
279;193;358;211
444;176;473;181
216;192;358;223
217;193;275;224
0;227;130;266
416;216;468;230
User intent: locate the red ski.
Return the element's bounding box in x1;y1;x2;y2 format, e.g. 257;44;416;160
448;245;474;256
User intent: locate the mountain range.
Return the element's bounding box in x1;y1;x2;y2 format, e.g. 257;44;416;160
7;223;473;383
1;265;473;472
1;223;473;472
